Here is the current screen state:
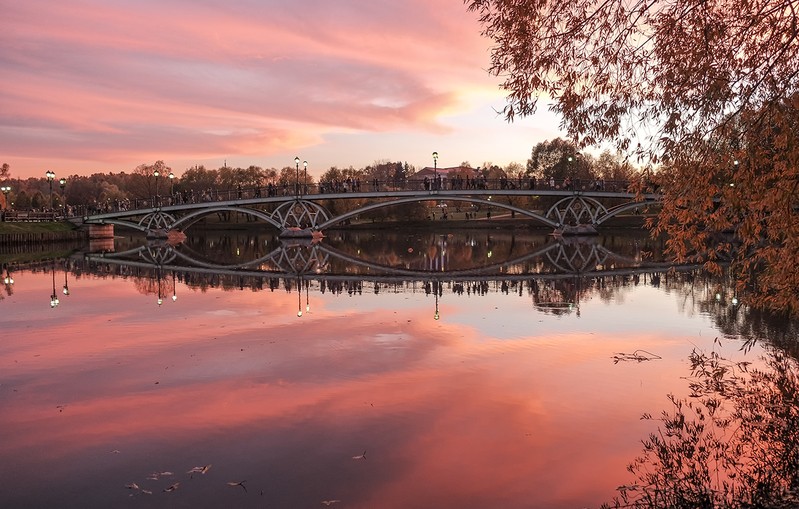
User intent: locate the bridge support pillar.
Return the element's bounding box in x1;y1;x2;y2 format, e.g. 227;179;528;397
554;224;598;236
146;228;187;243
279;227;325;240
87;224;114;239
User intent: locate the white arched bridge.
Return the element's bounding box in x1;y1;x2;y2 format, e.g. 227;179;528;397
80;187;661;237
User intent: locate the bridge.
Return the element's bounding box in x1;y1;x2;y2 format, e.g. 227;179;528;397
80;180;661;238
75;237;702;315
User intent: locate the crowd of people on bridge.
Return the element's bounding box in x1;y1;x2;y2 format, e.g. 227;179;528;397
72;176;635;217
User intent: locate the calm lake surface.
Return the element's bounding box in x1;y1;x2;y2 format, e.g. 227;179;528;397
1;228;794;508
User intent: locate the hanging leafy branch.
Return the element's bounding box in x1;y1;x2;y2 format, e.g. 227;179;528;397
466;0;799;314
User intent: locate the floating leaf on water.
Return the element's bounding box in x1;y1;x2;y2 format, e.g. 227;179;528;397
163;482;180;492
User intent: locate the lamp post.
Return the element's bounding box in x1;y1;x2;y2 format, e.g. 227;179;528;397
303;160;308;195
59;178;66;217
294;156;300;197
153;168;160;207
567;155;574;190
432;151;438;191
46;170;55;211
168;171;175;203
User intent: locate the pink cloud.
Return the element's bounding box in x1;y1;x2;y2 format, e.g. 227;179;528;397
1;0;518;178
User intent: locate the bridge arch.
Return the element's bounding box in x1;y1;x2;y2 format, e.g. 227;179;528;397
595;200;661;226
314;195;560;230
171;206;282;231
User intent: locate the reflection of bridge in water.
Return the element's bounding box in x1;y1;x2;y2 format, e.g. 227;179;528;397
76;238;703;316
83;237;688;280
80;186;661;237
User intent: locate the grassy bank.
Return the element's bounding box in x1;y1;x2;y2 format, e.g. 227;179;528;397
0;221;78;234
0;221;87;265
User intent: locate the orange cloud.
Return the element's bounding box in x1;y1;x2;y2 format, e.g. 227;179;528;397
1;0;556;179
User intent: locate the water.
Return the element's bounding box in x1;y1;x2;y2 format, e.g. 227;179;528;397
0;229;793;508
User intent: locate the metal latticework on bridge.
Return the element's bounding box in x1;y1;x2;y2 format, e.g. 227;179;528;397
81;188;660;236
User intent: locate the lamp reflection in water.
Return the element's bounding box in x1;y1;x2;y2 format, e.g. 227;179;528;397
50;262;59;308
297;277;303;317
157;266;163;306
3;264;13;286
62;263;70;296
154;269;179;306
295;277;311;317
433;280;440;320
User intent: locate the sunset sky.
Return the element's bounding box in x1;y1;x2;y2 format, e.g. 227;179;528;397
1;0;563;180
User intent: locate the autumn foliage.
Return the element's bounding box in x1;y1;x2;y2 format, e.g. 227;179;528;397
466;0;799;314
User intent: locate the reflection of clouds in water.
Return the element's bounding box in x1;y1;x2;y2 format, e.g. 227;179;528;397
0;255;769;508
206;309;240;316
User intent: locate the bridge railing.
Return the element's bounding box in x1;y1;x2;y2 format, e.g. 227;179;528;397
2;210;59;222
85;178;635;214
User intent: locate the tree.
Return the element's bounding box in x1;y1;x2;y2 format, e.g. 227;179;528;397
526;138;592;181
14;189;30;210
362;159;396;184
66;175;105;207
0;163;9;180
181;165;218;193
481;163;505;180
504;161;524;179
399;162;414;183
277;166;298;189
466;0;799;315
131;161;170;200
319;166;345;185
594;150;635;183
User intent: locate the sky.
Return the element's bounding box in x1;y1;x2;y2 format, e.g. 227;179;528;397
0;0;563;180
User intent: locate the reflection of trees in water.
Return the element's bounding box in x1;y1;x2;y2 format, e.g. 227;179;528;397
131;269;175;300
604;347;799;508
530;270;723;317
318;230;665;272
